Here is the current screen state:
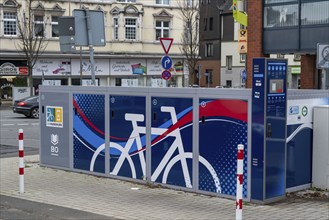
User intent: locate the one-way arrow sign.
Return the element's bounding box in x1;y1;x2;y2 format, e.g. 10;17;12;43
160;38;174;55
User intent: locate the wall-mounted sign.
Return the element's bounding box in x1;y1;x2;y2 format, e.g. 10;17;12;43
238;29;247;54
110;59;147;76
33;59;70;76
0;61;28;76
71;59;109;76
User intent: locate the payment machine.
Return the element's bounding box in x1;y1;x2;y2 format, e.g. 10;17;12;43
251;58;288;203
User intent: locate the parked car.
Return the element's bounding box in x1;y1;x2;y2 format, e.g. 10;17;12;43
12;96;39;118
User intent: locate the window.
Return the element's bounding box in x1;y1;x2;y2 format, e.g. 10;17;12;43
264;4;298;28
117;0;136;2
209;17;213;31
240;54;246;63
205;43;213;57
114;18;119;40
205;69;213;85
51;16;59;38
294;54;301;61
125;18;137;40
156;20;169;40
226;56;232;70
301;1;329;25
226;80;232;88
34;15;44;37
156;0;169;5
204;18;207;31
3;12;17;36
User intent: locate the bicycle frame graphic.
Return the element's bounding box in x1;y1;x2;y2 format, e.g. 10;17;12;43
90;106;221;193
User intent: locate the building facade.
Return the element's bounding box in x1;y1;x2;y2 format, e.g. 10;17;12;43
0;0;196;97
197;0;225;87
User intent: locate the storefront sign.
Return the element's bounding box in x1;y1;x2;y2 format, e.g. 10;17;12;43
110;59;147;75
33;59;70;76
0;61;28;75
291;66;301;74
238;29;247;54
71;59;109;76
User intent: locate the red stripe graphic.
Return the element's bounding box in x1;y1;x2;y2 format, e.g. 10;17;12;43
19;168;24;175
73;99;129;141
19;133;23;140
19;150;24;158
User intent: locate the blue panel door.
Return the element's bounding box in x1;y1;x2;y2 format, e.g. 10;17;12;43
73;94;105;173
151;97;193;188
109;96;146;180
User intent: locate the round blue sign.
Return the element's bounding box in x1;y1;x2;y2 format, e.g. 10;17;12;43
161;56;173;70
162;70;172;80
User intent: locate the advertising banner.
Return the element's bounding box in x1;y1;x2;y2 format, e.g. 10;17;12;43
33;59;70;76
71;59;109;76
110;59;147;75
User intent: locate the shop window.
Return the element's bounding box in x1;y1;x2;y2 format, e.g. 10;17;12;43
3;12;17;36
156;20;170;40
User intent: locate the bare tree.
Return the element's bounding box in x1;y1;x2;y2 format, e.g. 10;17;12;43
177;0;200;86
16;0;48;94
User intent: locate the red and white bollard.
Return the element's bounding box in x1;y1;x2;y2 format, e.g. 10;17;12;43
18;129;24;193
236;144;244;220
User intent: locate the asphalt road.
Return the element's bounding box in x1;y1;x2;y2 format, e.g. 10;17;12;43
0;102;39;158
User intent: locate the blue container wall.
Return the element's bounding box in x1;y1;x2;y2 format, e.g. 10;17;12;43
286;97;329;189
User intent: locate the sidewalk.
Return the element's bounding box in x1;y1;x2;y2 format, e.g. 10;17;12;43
1;155;328;220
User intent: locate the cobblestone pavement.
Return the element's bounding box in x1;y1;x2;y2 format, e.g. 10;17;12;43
1;155;328;220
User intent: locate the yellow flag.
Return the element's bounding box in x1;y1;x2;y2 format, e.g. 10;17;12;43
232;0;248;27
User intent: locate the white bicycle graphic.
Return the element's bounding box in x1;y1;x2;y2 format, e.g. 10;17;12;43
90;106;221;193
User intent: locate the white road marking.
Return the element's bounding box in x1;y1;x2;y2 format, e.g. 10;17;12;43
17;124;29;126
2;124;14;126
31;123;39;125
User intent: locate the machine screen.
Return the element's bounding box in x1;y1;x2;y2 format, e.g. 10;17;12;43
269;79;284;93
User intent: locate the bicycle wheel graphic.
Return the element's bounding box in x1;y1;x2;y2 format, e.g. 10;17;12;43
161;152;221;193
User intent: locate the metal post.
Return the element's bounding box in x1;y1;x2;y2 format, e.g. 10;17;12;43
18;129;24;193
85;9;96;86
236;144;244;220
